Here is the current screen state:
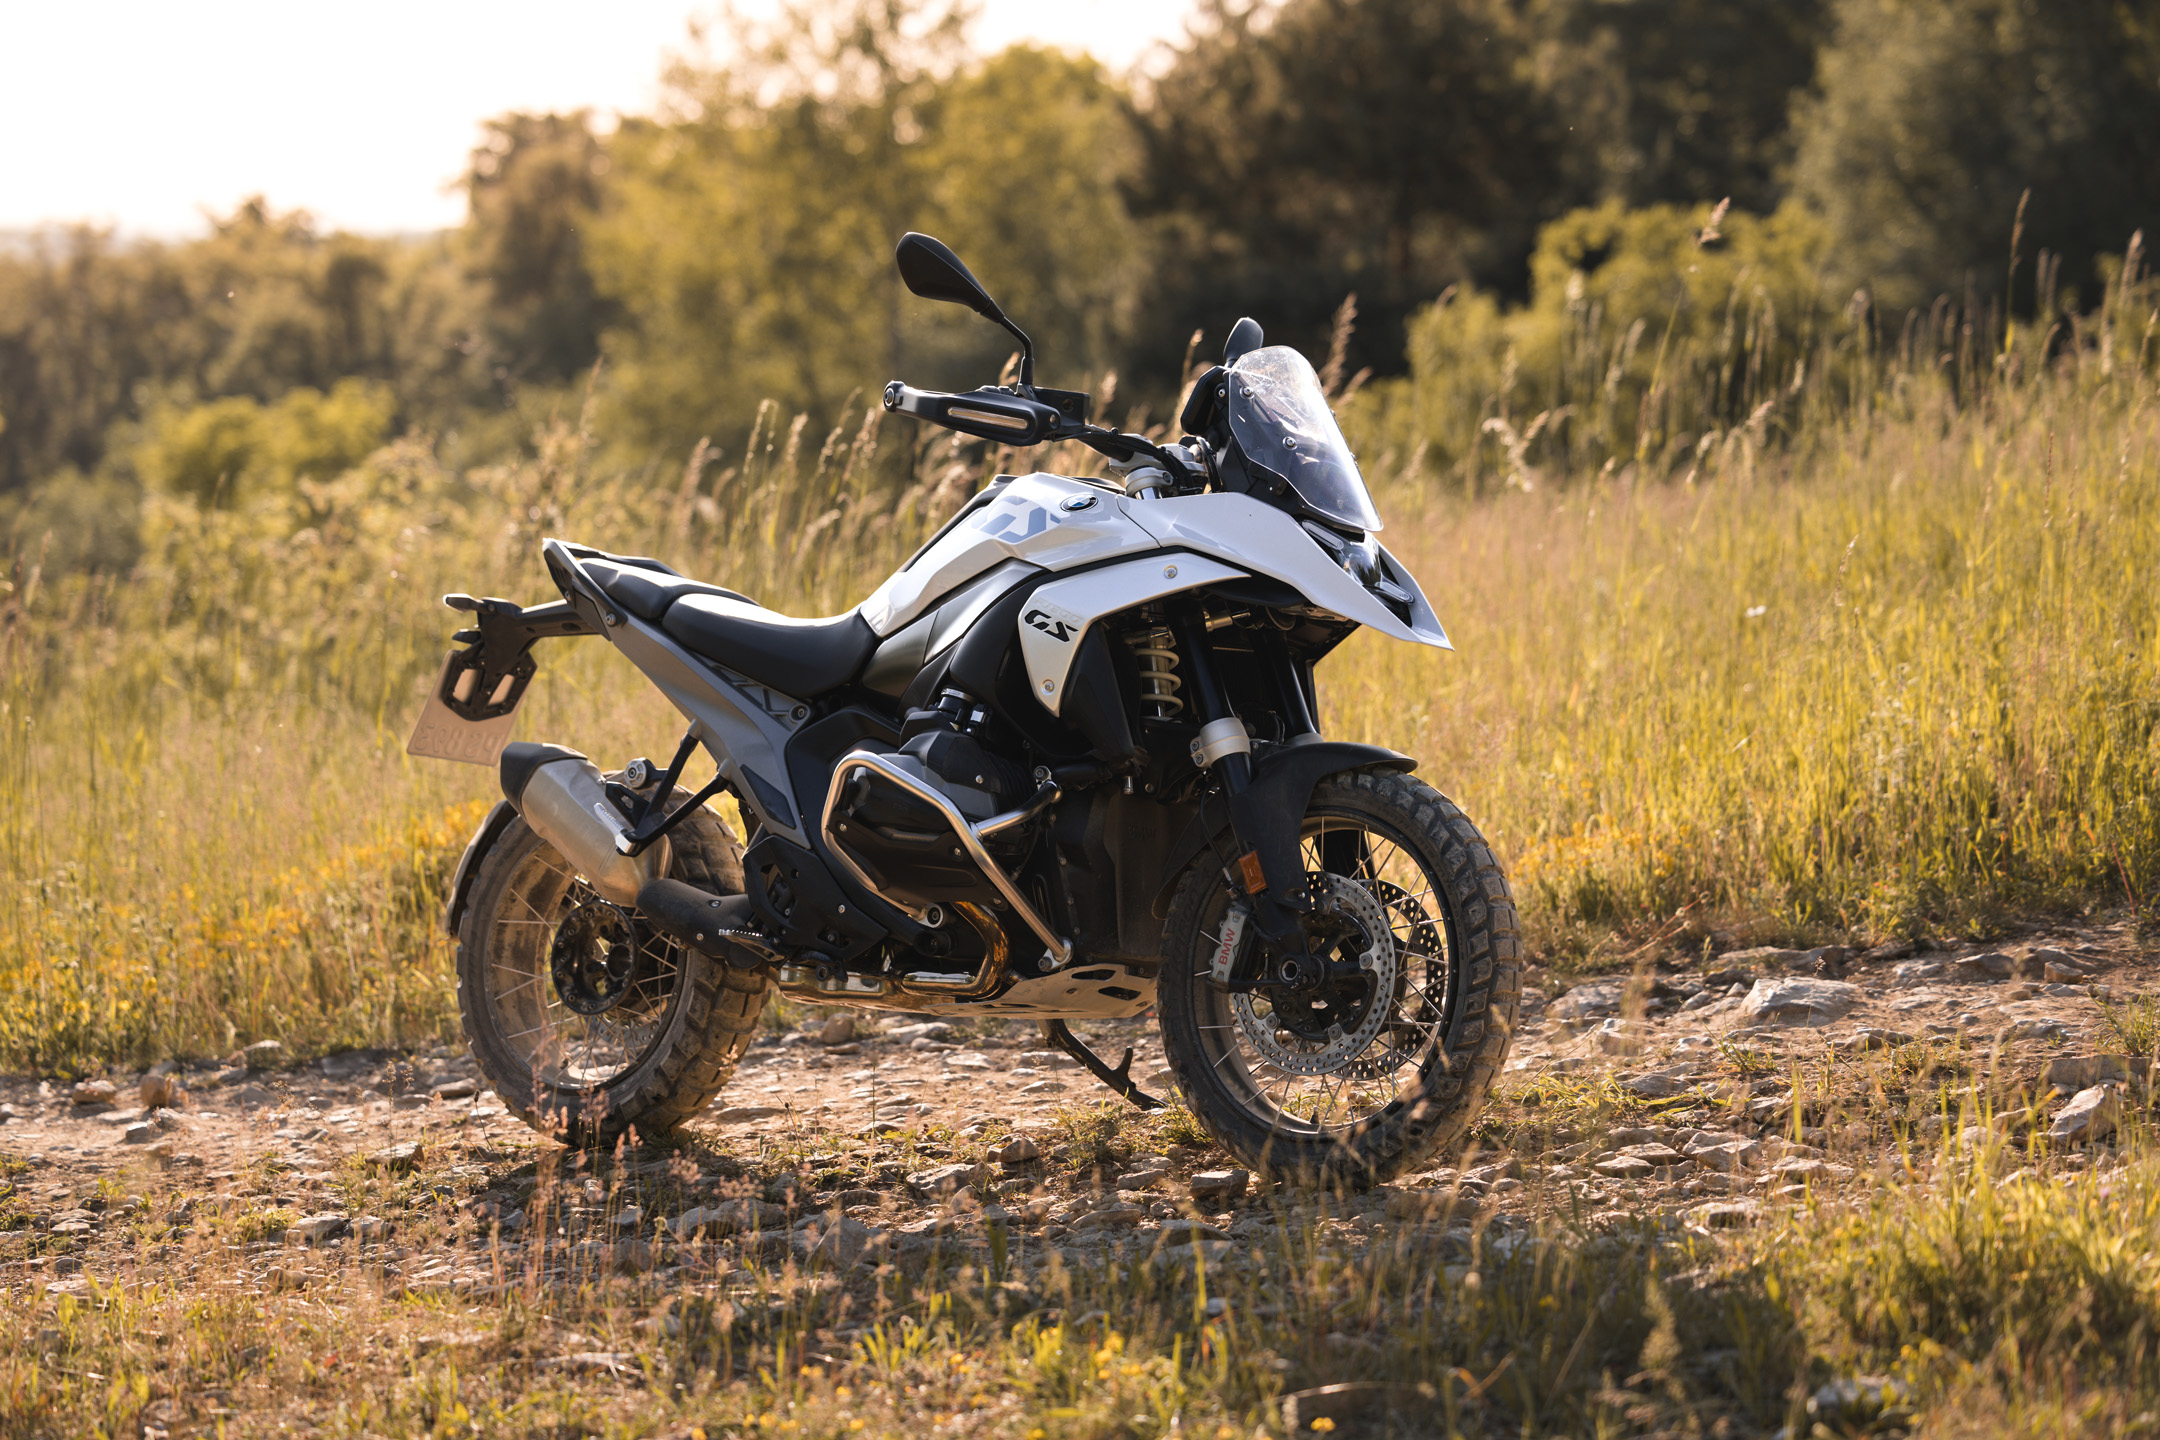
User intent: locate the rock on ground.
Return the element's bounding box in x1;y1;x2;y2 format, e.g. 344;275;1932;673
2049;1084;2124;1145
1735;978;1862;1028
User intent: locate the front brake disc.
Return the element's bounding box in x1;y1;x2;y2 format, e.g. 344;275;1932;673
1230;872;1398;1076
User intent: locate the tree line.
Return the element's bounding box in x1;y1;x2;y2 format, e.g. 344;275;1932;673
4;0;2156;570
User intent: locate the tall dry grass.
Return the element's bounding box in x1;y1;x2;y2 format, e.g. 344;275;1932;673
3;278;2158;1068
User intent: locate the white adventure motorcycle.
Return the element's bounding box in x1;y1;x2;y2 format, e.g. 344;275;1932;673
412;234;1520;1185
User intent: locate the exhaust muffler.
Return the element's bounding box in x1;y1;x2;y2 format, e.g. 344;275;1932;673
498;742;671;906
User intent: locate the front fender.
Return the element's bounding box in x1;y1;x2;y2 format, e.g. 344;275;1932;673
443;800;519;937
1149;740;1416;918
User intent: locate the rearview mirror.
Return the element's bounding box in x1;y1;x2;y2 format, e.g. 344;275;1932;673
896;233;1004;320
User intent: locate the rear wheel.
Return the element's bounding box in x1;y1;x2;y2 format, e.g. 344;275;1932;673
1158;769;1520;1187
455;787;771;1144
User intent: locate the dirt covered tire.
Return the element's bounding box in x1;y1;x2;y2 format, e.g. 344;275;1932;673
1158;768;1520;1188
455;788;772;1145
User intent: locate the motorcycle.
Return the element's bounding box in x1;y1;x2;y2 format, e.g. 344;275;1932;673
410;233;1520;1185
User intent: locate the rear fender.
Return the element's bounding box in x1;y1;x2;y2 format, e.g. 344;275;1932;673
1149;741;1416;918
444;800;520;937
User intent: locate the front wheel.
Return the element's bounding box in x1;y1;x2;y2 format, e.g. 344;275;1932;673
1158;769;1520;1187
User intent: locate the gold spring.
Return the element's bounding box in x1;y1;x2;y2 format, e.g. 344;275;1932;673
1130;627;1184;719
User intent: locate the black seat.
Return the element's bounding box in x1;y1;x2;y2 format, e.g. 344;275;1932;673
583;557;754;622
663;594;878;698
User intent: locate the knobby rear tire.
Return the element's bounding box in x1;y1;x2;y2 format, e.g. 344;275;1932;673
1157;768;1521;1188
455;788;772;1146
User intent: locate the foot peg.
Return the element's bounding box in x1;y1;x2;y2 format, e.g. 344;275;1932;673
636;878;779;969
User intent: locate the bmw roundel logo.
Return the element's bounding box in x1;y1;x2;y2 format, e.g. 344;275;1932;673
1060;494;1099;512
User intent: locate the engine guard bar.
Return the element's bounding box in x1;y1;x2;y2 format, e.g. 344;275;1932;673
820;751;1072;966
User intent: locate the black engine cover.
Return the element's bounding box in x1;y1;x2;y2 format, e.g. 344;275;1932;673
827;728;1032;910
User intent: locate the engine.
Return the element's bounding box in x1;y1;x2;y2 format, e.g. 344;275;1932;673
824;691;1037;913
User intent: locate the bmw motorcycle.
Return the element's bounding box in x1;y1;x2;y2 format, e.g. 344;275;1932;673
412;234;1520;1184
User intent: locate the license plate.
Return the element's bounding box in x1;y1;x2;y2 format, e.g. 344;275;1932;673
406;651;521;766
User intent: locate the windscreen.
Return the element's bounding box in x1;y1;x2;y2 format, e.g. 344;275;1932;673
1224;345;1382;532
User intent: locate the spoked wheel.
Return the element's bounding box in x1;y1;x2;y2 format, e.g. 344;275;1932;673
455;788;771;1144
1158;768;1520;1187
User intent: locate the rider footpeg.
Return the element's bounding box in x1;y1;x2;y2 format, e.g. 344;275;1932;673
636;878;773;969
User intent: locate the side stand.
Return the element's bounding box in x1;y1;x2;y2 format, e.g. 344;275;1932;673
1040;1020;1164;1111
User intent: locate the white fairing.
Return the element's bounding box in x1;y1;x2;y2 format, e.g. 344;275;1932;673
1018;552;1246;714
1130;492;1450;650
857;472;1451;715
859;474;1158;636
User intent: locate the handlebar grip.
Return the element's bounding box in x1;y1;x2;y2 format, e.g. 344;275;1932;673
882;380;1059;445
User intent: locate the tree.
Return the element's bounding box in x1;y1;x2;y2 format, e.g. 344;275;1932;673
463;111;614;387
587;0;1144;460
1128;0;1573;393
1540;0;1830;214
1792;0;2160;315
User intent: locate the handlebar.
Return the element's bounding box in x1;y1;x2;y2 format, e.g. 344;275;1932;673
883;379;1205;485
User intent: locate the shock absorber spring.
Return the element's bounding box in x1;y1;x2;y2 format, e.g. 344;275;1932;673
1130;627;1184;719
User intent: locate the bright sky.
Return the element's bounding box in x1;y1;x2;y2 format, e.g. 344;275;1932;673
0;1;1194;237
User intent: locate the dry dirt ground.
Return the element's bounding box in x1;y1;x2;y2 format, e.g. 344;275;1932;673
2;917;2154;1435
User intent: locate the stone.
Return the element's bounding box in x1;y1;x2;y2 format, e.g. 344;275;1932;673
2045;1055;2146;1092
816;1014;857;1046
723;1198;789;1231
884;1022;955;1044
1718;946;1809;968
368;1142;422;1170
795;1214;879;1267
1891;959;1947;987
907;1163;988;1196
1686;1200;1763;1229
121;1122;156;1144
541;1352;638;1376
613;1206;644;1231
431;1077;478;1100
1593;1156;1655;1179
1735;978;1861;1028
2023;947;2089;979
1189;1169;1249;1203
1548;980;1625;1025
290;1212;349;1244
1621;1071;1693;1099
1954;952;2015;981
1768;1158;1853;1183
1614;1143;1690;1167
70;1079;117;1107
992;1136;1041;1164
1686;1140;1760;1172
139;1071;185;1110
1072;1204;1144;1230
2011;1018;2071;1042
2049;1084;2123;1145
1809;1377;1913;1427
1587;1018;1650;1055
1604;1127;1668;1147
349;1215;388;1241
1115;1167;1170;1191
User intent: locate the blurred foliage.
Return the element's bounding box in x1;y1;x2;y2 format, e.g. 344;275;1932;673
130;377;397;508
2;0;2158;575
590;1;1144;458
1793;0;2160;315
1347;200;1846;485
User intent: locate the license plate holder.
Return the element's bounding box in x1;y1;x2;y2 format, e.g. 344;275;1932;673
406;650;522;766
